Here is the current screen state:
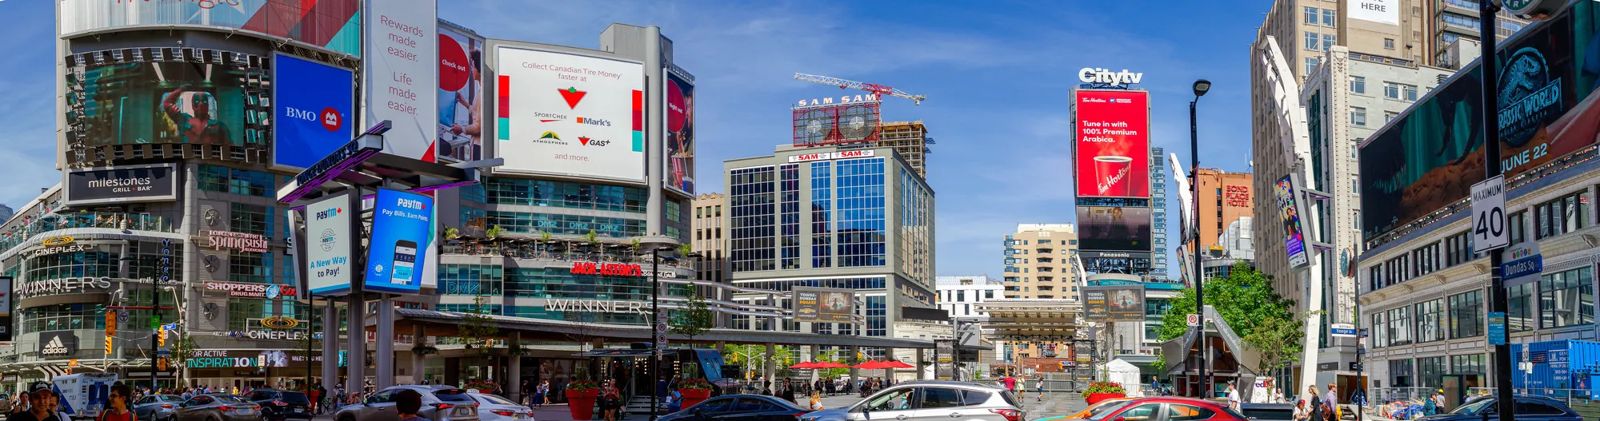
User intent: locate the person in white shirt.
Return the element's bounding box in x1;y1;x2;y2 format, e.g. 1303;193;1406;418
1226;382;1241;412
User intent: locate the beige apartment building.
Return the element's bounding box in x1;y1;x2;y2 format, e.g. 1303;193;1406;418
1002;224;1080;301
692;193;729;285
1256;0;1528;83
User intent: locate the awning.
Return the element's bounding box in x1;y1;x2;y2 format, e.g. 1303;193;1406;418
389;308;940;349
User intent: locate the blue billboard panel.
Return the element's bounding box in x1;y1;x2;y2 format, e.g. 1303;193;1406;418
273;53;355;169
364;189;433;294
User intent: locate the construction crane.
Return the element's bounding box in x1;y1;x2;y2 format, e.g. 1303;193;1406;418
794;72;926;105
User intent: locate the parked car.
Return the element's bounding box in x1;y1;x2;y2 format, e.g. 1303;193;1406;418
801;381;1023;421
175;394;263;421
134;394;187;421
660;394;808;421
332;386;479;421
246;389;312;421
1236;403;1294;421
1420;395;1581;421
1085;397;1246;421
465;392;532;421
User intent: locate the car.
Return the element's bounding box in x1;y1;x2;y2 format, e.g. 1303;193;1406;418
659;394;809;421
1028;397;1131;421
174;394;263;421
1085;397;1246;421
246;389;313;421
801;381;1024;421
1419;395;1581;421
134;395;186;421
332;385;479;421
1236;403;1294;421
465;392;533;421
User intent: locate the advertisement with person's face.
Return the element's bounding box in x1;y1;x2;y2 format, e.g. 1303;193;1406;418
665;70;695;194
438;25;484;162
1074;89;1150;199
67;60;265;149
1076;206;1153;252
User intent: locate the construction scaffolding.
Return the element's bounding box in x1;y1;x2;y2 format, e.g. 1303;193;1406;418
874;121;932;177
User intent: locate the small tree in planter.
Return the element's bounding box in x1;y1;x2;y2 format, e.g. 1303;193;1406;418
1082;381;1127;405
565;379;600;420
676;377;714;409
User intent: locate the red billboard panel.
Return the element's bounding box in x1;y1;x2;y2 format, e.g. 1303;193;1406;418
792;101;881;147
1074;90;1150;198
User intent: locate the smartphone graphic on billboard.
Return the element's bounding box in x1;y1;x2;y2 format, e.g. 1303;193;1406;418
364;188;432;294
391;240;418;285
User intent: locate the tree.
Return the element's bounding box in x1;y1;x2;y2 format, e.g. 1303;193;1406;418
485;225;504;240
670;291;714;348
459;295;499;356
170;332;199;386
1157;263;1301;374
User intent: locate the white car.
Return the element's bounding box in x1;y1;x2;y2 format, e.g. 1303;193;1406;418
466;392;532;421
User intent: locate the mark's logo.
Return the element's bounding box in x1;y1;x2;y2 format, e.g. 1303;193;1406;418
576;116;612;127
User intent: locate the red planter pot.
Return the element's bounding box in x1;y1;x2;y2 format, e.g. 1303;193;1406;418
679;388;712;410
566;389;600;420
1085;392;1126;405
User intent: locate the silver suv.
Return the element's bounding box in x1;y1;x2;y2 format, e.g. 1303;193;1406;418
332;386;479;421
801;381;1024;421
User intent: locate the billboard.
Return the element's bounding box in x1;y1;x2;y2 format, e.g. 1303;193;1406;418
492;45;646;181
1074;89;1150;198
361;0;437;162
665;68;696;194
272;53;355;169
364;189;433;294
305;194;353;296
791;101;882;147
1082;285;1144;321
793;287;854;323
64;53;269;161
1079;251;1153;274
58;0;361;56
437;24;485;162
64;163;180;207
1347;0;1399;25
1076;206;1153;252
1275;175;1311;268
1360;1;1600;241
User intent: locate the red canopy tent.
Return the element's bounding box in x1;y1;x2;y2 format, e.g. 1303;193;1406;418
789;361;821;369
813;361;849;369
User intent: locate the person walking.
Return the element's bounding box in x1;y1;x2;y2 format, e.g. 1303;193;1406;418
1305;385;1324;421
1226;382;1241;413
1323;383;1339;420
97;384;133;421
534;381;549;408
394;390;423;421
1034;376;1045;403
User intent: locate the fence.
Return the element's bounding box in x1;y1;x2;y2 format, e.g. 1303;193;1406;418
1368;387;1600;419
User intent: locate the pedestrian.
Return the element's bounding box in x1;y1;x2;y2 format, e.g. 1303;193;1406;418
1304;385;1324;421
600;383;622;421
1432;389;1445;413
97;384;133;421
1034;376;1044;403
808;391;824;411
1226;382;1241;413
1292;399;1310;421
1324;383;1339;420
533;380;549;408
394;389;423;421
8;389;32;418
307;386;321;415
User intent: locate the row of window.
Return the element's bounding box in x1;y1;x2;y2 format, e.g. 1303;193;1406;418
1368;188;1592;290
1371;267;1597;349
1303;6;1336;28
1384;354;1486;389
484;177;648;212
485;210;646;239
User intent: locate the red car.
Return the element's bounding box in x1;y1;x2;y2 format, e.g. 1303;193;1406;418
1086;397;1246;421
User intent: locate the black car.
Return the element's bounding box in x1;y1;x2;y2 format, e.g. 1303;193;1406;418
659;394;809;421
1420;395;1582;421
246;390;311;421
1237;403;1294;420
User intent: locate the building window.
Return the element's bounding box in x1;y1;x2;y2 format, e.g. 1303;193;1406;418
1371;312;1388;347
1384;38;1396;50
1450;354;1485;376
1418;356;1446;388
1389;359;1414;388
1509;283;1535;332
227;298;269;331
1508;211;1528;244
1304;6;1318;25
1384;82;1401;99
1305;57;1319;75
1539;267;1595;329
1385;111;1399;123
1322;8;1335;26
1441;12;1480;30
1387;307;1412;346
1305;31;1319;50
230;203;270;235
835;158;887;267
1403;84;1419;101
485;177;647;212
198;165;275;197
1322;34;1336;51
1350;76;1366;94
1448;290;1483;339
1350;107;1367;126
730;166;776;272
1415;299;1444;343
1534;191;1586;239
779;164;800;270
1445;231;1477;266
811;162;832;268
1411;243;1440;277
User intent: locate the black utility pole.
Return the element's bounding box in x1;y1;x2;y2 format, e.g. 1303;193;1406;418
650;249;661;421
1478;2;1514;421
307;295;315;392
1189;79;1211;397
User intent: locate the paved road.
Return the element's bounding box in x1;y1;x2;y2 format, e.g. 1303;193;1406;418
516;390;1089;421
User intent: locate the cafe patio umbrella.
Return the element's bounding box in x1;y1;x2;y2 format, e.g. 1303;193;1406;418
789;361;821;370
853;360;890;369
813;361;849;369
881;360;915;369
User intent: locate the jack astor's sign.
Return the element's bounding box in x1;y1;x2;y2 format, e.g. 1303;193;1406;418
570;262;643;277
206;230;269;253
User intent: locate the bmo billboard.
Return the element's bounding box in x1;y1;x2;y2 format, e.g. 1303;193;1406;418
272;53;355;169
1073;89;1150;199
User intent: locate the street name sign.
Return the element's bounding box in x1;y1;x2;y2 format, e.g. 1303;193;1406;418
1502;242;1543;287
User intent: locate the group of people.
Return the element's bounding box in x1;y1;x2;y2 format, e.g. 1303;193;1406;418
1289;383;1343;421
996;375;1046;402
516;379;553;408
5;382;132;421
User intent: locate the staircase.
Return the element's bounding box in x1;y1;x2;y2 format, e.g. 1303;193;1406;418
625;395;662;416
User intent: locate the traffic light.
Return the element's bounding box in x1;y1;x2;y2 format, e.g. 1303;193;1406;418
158;328;167;347
157;357;169;372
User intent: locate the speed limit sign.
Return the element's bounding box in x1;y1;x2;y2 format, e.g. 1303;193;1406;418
1471;175;1509;253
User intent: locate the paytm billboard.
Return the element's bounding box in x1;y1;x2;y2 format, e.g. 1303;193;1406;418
305;194;353;296
364;189;433;294
491;45;646;182
59;0;360;56
273;53;355;169
1074;90;1151;199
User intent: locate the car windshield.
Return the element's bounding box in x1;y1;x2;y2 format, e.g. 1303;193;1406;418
1087;402;1132;421
1452;399;1494;415
159;395;183;402
279;392;309;404
475;394;516;405
214;395;250;404
433;389;476;403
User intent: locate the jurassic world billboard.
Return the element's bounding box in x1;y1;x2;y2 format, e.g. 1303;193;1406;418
1359;1;1600;242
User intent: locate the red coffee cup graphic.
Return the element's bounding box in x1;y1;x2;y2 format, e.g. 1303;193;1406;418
1093;155;1133;196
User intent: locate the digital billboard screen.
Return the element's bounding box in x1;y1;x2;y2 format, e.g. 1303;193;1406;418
665;69;696;194
58;0;361;56
362;0;437;163
364;189;433;294
1082;285;1144;321
1359;1;1600;241
1275;175;1310;268
65;55;268;156
1074;89;1150;199
793;287;854;323
272;53;354;169
437;25;485;162
305;194;353;296
492;45;645;181
1076;206;1152;252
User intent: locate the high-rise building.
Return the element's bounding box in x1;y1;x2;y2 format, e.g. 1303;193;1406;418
0;204;13;225
873;121;931;178
692;193;729;285
1254;0;1528;85
723;145;937;342
1150;147;1170;278
1188;169;1255;255
1002;224;1079;301
937;275;1003;322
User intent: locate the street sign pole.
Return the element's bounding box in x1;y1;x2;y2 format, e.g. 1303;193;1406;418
1476;2;1514;420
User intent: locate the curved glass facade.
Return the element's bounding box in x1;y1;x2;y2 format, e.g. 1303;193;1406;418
486;177;647;212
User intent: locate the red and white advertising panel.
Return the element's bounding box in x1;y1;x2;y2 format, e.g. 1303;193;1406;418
1073;90;1150;199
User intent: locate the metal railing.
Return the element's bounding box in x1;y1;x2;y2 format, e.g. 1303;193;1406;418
0;212;176;250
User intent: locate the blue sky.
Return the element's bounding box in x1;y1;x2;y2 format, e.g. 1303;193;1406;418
0;1;1268;278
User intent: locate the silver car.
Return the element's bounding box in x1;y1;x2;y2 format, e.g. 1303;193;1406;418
134;394;185;421
465;393;532;421
332;386;479;421
800;381;1024;421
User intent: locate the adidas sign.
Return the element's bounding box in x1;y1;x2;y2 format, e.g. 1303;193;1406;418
41;335;68;355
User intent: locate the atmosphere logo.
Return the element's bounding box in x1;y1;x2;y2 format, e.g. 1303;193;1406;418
540;131;561;141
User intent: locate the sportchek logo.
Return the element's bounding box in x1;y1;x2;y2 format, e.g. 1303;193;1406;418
558;87;587;109
41;335;68;355
576;116;612;127
534;111;567;123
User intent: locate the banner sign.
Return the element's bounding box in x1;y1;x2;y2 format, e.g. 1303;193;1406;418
1347;0;1399;25
306;195;353;296
363;189;433;294
64;164;179;207
570;262;643;277
39;331;79;356
57;0;360;56
492;45;646;181
1076;206;1153;252
1082;285;1145;321
665;68;696;194
437;24;486;162
793;287;855;323
1074;89;1150;198
205;230;269;253
204;282;297;299
16;277;115;301
1275;175;1311;268
361;0;438;162
272;53;355;170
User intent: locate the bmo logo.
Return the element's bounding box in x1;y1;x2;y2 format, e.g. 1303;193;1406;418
286;106;344;132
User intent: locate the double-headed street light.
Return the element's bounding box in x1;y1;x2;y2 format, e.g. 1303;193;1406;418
1189;78;1210;397
638;235;679;421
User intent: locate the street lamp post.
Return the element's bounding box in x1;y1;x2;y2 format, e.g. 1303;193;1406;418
1477;2;1513;421
639;235;676;421
1189;78;1211;397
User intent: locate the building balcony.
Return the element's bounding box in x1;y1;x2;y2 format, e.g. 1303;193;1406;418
0;211;177;251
